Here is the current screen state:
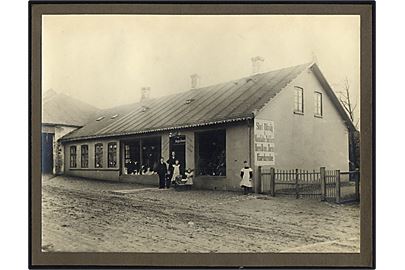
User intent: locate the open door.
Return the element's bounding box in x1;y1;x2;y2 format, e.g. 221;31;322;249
169;135;186;175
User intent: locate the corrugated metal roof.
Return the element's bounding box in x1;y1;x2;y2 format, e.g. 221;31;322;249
42;89;99;127
62;63;311;141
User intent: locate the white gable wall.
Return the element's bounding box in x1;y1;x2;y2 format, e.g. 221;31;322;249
256;67;349;171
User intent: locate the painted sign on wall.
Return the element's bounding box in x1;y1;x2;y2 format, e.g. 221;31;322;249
254;119;275;166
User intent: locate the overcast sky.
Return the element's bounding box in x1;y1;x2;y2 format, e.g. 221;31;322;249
42;14;360;116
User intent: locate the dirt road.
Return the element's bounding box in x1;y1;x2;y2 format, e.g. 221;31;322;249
42;176;360;252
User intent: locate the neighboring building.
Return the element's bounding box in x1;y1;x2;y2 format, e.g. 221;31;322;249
42;89;98;174
59;62;355;191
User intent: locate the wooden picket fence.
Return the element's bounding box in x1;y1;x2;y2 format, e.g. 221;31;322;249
258;167;360;203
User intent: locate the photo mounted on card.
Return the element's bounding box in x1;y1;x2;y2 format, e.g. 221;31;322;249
29;1;375;268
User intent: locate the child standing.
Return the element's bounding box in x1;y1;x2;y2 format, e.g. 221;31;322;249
240;161;253;195
171;159;181;184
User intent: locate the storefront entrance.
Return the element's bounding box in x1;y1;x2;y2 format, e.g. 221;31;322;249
169;135;186;174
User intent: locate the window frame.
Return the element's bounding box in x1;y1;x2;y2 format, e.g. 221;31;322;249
108;142;118;168
80;145;89;168
294;86;304;114
314;91;323;117
70;145;77;168
94;143;103;168
196;129;227;177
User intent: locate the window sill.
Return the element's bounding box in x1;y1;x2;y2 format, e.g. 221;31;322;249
314;114;323;118
195;175;227;179
293;111;304;115
69;168;120;171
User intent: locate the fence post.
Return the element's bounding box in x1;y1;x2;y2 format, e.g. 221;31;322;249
295;168;299;199
355;168;360;202
270;167;275;197
258;166;262;193
320;167;326;201
335;170;341;204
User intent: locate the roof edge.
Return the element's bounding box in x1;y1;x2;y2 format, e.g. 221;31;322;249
310;63;357;132
42;123;82;128
60;116;253;143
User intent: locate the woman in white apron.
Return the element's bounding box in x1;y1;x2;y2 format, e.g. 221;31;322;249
240;161;253;195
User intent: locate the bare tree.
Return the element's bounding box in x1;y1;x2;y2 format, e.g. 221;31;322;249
337;77;359;130
335;77;360;171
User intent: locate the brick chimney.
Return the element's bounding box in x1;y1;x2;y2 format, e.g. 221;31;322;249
251;56;265;74
190;74;200;89
140;87;151;101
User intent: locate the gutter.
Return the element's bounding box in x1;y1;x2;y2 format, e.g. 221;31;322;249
60;116;253;143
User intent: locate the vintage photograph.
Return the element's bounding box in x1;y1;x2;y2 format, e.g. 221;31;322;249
39;12;364;257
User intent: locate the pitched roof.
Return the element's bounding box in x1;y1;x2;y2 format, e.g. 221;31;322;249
61;62;335;142
42;89;98;127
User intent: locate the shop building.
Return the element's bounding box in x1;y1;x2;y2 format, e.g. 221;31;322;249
60;62;355;191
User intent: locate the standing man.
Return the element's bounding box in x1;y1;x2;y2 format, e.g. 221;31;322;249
156;157;168;189
166;151;176;188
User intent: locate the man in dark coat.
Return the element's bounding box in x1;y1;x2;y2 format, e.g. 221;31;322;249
156;157;168;189
166;151;176;188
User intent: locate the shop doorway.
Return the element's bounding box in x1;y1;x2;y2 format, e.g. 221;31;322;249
169;135;186;174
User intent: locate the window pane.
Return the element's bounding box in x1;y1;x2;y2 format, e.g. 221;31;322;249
108;142;117;168
141;137;161;173
81;145;88;168
314;92;322;116
95;143;103;168
294;87;303;113
70;146;77;168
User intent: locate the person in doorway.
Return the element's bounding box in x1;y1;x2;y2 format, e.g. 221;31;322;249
240;160;253;195
156;157;168;189
167;151;176;182
171;159;181;184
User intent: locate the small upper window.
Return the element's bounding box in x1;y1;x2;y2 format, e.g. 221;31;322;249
185;98;195;104
314;92;323;117
294;86;304;114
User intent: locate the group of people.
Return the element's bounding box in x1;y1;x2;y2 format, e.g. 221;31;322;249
156;152;193;189
127;153;254;195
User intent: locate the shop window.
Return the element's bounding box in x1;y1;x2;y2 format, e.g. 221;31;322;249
124;140;141;174
81;145;88;168
141;137;161;172
197;130;226;176
314;91;323;117
95;143;103;168
70;146;77;168
123;137;161;174
294;86;304;114
108;142;117;168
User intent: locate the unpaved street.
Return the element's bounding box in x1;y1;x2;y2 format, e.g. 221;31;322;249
42;176;360;253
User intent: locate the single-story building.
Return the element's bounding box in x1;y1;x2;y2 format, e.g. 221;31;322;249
59;61;355;191
42;89;98;174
